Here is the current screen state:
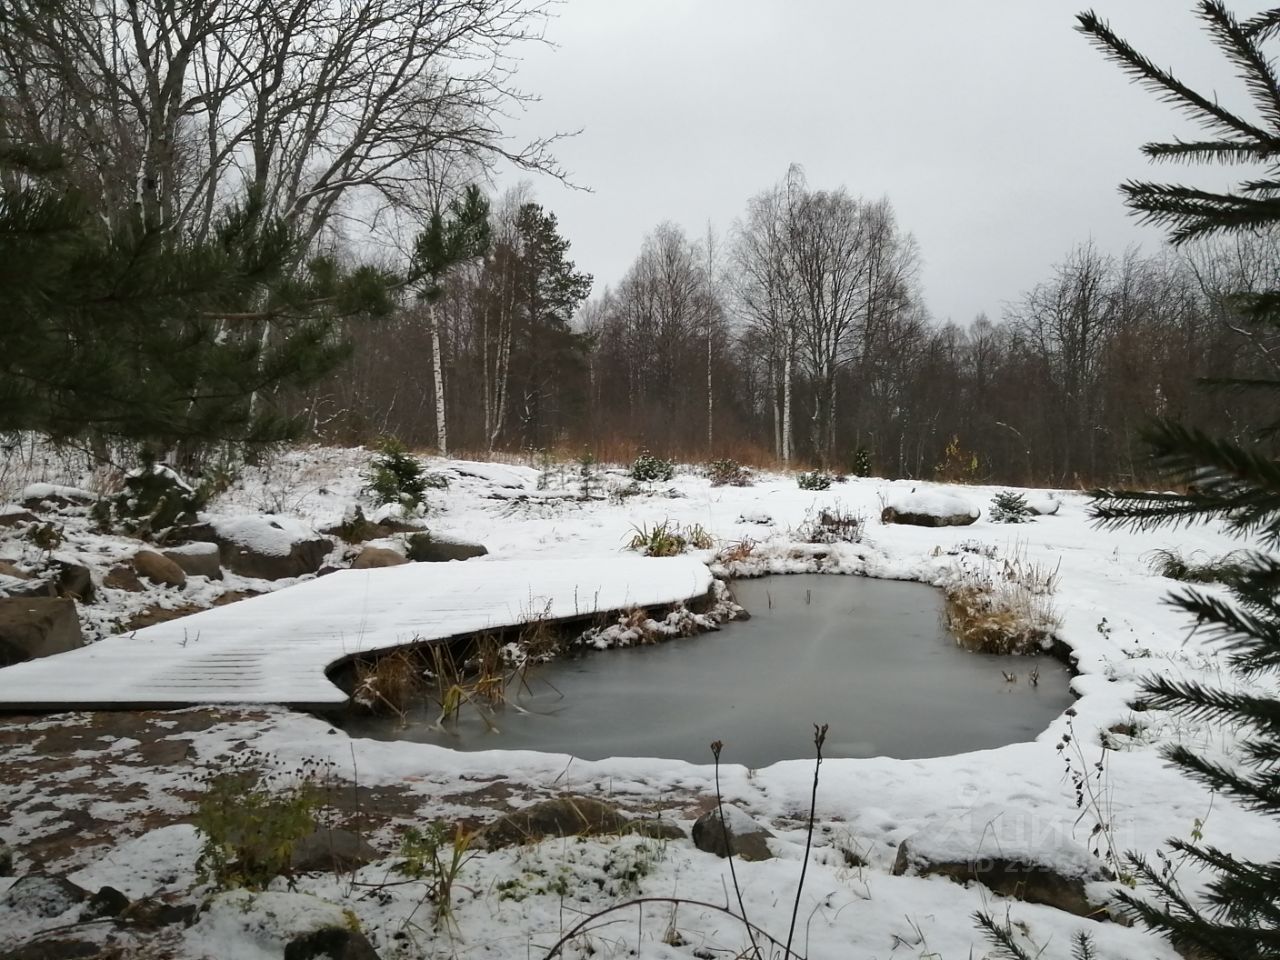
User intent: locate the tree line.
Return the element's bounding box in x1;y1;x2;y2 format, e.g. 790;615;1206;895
297;168;1277;487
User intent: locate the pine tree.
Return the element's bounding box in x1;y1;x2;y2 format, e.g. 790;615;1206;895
0;148;396;450
1079;5;1280;957
510;203;592;448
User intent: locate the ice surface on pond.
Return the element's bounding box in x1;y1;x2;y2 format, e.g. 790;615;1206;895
344;574;1073;766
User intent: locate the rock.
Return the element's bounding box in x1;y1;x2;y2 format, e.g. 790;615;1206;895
177;516;333;580
0;576;56;600
691;806;775;862
81;885;130;920
0;510;39;528
0;841;13;875
351;546;408;570
284;928;382;960
0;940;104;960
478;796;683;849
102;565;144;593
127;897;198;929
1;874;89;918
881;489;980;527
1025;495;1061;517
0;561;30;581
0;598;84;667
160;541;222;580
890;806;1108;918
0;563;56;600
53;561;94;604
405;533;488;563
290;828;379;873
321;507;423;544
132;550;186;588
20;484;96;512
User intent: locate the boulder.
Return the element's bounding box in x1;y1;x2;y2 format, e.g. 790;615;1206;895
132;550;186;588
321;507;423;544
881;489;980;527
179;516;332;580
1;873;88;918
0;940;103;960
102;564;144;593
161;542;222;580
290;828;379;873
406;533;488;563
691;806;775;862
285;928;382;960
478;796;684;850
81;885;130;920
351;546;408;570
0;598;84;667
890;805;1108;918
19;484;96;512
0;510;39;529
1025;495;1061;517
53;561;94;604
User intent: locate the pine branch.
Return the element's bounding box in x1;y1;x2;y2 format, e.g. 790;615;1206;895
1143;138;1280;164
1077;10;1280;145
1243;7;1280;42
1199;1;1280;131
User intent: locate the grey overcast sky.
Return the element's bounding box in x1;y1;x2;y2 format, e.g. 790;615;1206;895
496;1;1269;326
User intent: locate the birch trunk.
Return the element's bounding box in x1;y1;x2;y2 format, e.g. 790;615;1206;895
430;303;448;456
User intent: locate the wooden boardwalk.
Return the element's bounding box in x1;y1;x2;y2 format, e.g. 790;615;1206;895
0;557;712;711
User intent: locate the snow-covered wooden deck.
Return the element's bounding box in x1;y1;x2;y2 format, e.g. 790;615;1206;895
0;557;713;711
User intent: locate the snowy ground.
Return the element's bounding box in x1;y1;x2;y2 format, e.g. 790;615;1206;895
0;444;1274;959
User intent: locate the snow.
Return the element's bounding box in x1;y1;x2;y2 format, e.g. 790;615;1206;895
0;556;714;708
19;482;97;503
184;890;355;960
0;444;1275;960
885;486;981;519
895;802;1103;879
162;541;219;559
207;513;320;557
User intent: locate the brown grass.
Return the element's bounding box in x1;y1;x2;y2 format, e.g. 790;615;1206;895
944;554;1061;656
352;647;427;720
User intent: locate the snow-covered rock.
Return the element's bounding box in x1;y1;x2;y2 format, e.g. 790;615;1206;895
881;488;980;527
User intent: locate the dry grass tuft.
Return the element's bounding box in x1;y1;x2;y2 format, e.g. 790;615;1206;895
944;553;1061;655
352;647;427;720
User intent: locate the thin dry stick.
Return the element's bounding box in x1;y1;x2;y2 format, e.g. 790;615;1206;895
784;723;827;960
713;739;762;960
540;897;797;959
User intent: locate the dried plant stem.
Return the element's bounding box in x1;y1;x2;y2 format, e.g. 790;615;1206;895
712;740;761;960
785;723;827;960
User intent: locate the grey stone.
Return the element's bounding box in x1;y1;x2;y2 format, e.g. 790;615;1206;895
290;828;379;873
478;796;679;849
890;837;1104;918
1;874;88;918
284;927;382;960
0;939;103;960
351;546;408;570
0;598;84;667
406;533;488;563
53;561;94;604
880;507;979;527
132;550;186;588
691;807;775;862
81;885;130;919
168;520;332;580
102;565;144;593
161;541;222;580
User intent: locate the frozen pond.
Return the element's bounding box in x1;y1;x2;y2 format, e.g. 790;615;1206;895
342;574;1074;767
